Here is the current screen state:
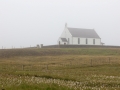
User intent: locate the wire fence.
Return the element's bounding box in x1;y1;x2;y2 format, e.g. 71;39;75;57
0;58;120;71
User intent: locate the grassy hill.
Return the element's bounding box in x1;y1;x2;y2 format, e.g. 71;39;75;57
0;48;120;58
0;48;120;90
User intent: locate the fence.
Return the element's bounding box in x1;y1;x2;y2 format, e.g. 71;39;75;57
0;58;119;71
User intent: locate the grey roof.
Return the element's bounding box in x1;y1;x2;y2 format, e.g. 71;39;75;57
61;38;68;42
68;27;100;38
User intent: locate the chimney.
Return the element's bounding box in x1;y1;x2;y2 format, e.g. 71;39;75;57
65;23;67;27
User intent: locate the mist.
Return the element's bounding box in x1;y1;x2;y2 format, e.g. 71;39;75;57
0;0;120;48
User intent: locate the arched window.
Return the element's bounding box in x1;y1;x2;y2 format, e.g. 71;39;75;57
86;39;88;44
93;39;95;45
78;38;80;44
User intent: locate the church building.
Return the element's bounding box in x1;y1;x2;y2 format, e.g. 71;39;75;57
58;24;101;45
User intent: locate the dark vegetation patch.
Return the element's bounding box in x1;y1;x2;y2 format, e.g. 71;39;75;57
0;48;120;58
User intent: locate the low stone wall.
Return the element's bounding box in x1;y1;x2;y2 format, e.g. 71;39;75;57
42;45;120;48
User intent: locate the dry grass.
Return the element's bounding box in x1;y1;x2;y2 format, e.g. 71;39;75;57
0;48;120;90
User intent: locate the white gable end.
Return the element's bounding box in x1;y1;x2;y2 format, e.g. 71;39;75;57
58;24;72;44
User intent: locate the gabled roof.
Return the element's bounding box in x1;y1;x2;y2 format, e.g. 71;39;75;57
61;38;67;42
67;27;100;38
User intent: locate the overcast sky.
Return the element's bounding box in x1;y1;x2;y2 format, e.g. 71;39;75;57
0;0;120;48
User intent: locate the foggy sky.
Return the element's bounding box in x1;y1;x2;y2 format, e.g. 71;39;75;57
0;0;120;48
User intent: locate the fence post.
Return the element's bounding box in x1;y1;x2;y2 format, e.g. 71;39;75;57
70;61;72;65
91;59;93;67
22;65;24;70
46;64;48;70
109;57;110;64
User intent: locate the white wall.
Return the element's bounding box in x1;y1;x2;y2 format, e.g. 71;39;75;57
72;37;101;45
95;39;101;45
72;37;78;44
73;37;86;45
80;38;86;45
87;38;101;45
88;38;94;45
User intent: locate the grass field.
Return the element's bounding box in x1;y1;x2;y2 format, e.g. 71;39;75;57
0;48;120;90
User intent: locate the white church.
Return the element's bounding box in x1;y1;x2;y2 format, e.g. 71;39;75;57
58;24;102;45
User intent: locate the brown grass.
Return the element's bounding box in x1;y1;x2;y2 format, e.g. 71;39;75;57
0;48;120;89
